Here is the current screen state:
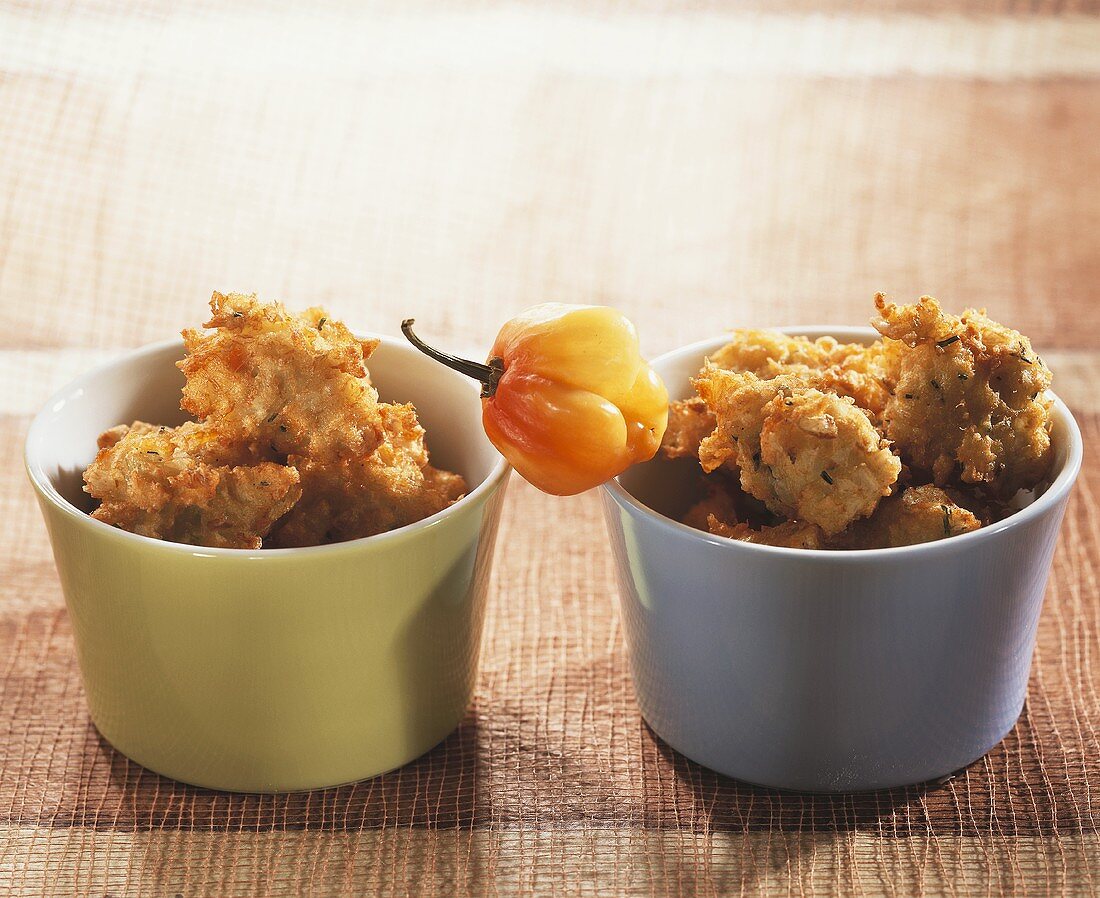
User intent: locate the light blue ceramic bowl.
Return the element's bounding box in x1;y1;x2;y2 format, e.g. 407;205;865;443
601;327;1082;792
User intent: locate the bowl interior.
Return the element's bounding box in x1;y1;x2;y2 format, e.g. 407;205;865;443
26;336;501;518
619;326;1079;530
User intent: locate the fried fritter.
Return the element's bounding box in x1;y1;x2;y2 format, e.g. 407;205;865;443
695;368;901;535
707;517;827;549
665;296;1053;549
84;421;301;549
709;330;858;373
838;484;982;550
85;294;466;549
873;294;1054;497
267;403;467;547
659;396;717;462
178;292;383;463
709;330;893;419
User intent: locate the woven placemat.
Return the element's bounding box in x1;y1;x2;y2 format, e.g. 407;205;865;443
2;442;1098;893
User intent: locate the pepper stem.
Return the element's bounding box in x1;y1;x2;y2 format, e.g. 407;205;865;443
401;319;505;398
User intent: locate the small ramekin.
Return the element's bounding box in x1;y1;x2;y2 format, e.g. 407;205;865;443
26;335;510;793
601;327;1082;792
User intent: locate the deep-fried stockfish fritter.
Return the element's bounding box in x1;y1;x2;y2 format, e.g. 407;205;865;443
669;295;1054;549
700;485;980;551
179;292;383;463
709;330;893;420
709;330;857;373
660;396;717;462
85;421;301;549
694;369;900;535
706;517;827;549
267;404;466;547
837;484;982;550
85;294;465;549
873;294;1053;497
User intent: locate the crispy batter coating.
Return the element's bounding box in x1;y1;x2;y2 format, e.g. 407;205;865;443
84;421;301;549
838;484;982;549
707;517;827;549
267;404;467;547
666;296;1053;549
709;331;859;373
659;397;717;462
178;292;383;463
695;368;900;535
873;293;1053;497
85;294;466;549
709;331;893;419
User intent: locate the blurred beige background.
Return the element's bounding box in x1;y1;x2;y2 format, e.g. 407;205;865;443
2;3;1099;896
2;1;1099;362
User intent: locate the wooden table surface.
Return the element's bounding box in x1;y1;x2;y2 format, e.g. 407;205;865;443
1;1;1098;895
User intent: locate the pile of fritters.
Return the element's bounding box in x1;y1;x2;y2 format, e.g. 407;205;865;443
83;293;466;549
662;294;1054;549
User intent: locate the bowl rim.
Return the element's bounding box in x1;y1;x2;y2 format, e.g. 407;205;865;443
601;325;1084;559
24;333;511;559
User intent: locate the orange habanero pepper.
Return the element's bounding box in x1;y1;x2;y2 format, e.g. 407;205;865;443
402;304;668;495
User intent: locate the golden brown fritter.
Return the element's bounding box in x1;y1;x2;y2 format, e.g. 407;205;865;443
659;396;717;462
837;484;982;549
709;330;893;420
707;517;827;549
178;292;383;463
85;295;466;549
694;368;900;535
709;330;858;373
266;403;467;547
664;296;1053;549
84;421;301;549
873;293;1054;497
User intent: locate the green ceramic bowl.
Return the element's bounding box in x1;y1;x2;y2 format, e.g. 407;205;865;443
25;335;510;792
